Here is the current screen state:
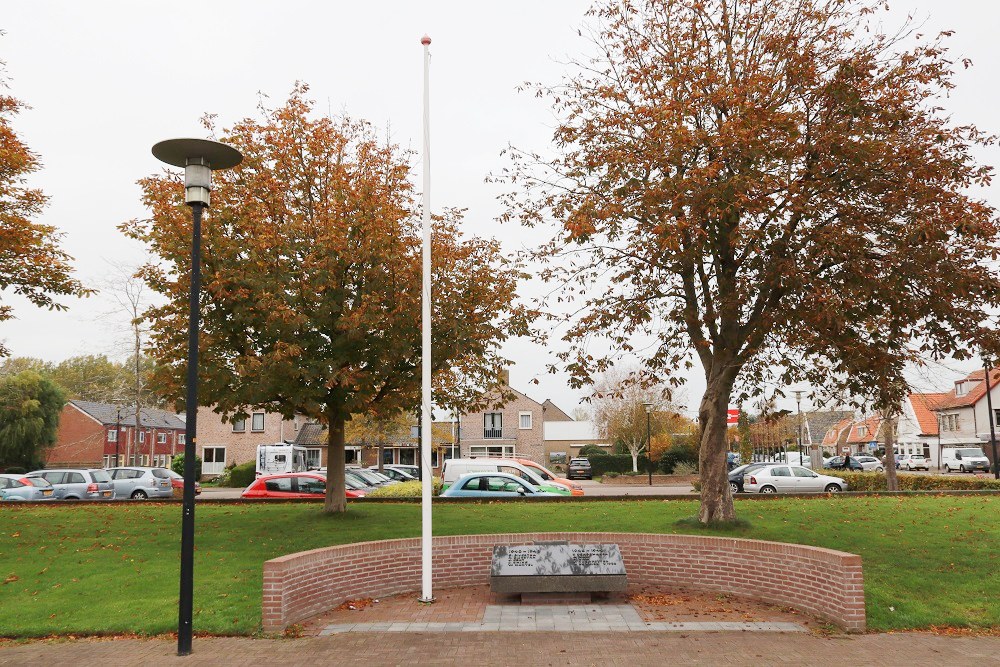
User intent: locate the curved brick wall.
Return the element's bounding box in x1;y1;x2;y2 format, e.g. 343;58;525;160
262;532;865;632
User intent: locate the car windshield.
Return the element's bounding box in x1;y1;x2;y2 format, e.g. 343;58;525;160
90;470;112;483
27;477;52;488
957;449;985;457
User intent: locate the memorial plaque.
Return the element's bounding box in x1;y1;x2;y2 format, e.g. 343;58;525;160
489;543;627;594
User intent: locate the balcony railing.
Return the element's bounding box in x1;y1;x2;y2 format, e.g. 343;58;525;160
483;428;503;439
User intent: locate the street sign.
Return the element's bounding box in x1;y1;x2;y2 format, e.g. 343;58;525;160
726;409;739;426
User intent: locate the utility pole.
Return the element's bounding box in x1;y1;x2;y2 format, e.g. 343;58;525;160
984;360;1000;479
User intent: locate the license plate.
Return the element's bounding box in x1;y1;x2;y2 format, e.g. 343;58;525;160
102;491;111;497
42;490;52;496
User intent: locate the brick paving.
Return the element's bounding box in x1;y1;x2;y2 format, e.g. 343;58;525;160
2;633;999;666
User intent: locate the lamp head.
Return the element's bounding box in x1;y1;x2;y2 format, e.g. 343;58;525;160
152;138;242;207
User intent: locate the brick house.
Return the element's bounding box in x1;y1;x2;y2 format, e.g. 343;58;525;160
929;368;1000;468
457;370;574;465
46;400;186;469
195;406;300;475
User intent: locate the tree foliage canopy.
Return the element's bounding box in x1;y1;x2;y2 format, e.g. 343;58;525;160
0;371;65;468
504;0;1000;521
122;86;531;511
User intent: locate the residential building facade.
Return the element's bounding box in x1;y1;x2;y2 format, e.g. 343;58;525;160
195;406;299;475
929;369;1000;468
47;400;186;469
542;420;608;465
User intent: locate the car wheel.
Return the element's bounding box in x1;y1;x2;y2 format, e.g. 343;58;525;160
131;490;148;500
64;496;79;500
876;467;884;472
960;465;967;473
825;484;842;493
729;481;739;494
760;485;777;494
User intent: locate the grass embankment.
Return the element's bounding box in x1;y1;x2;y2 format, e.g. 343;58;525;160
0;495;996;636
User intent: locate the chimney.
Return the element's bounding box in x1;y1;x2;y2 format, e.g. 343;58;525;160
499;368;510;387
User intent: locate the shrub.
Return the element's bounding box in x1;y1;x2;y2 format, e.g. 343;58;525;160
835;471;1000;492
220;461;256;488
366;478;442;498
658;442;699;473
587;453;649;477
577;445;610;458
603;471;620;478
171;453;202;479
671;462;698;476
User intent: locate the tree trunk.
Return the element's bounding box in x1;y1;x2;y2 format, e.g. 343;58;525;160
324;411;348;513
631;453;638;473
884;415;900;492
698;380;737;523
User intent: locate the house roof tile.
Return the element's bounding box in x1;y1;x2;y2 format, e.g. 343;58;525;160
934;369;1000;410
908;392;947;436
68;400;185;430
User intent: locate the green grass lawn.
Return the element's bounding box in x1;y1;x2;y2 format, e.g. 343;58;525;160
0;495;996;636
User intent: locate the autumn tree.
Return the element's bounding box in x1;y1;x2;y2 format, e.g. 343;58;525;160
592;368;681;471
0;371;65;469
346;411;413;472
123;86;530;512
0;56;90;356
504;0;1000;522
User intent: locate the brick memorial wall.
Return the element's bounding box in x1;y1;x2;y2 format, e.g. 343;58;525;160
262;532;865;633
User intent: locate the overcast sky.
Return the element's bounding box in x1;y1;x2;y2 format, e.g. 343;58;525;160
2;1;998;417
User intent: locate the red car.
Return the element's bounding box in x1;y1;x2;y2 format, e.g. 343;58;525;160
241;472;366;499
167;469;202;496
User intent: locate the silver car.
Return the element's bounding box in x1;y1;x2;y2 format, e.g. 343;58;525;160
743;465;847;494
26;468;116;500
0;474;55;501
107;467;175;499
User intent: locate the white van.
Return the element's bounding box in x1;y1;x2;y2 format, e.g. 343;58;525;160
440;458;569;493
256;444;308;477
941;447;991;473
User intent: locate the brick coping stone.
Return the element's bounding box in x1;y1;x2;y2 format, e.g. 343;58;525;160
263;532;865;634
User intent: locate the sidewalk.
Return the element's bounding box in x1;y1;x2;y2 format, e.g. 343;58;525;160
2;632;998;666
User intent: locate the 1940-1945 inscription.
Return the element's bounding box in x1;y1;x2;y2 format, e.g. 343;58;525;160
490;543;627;594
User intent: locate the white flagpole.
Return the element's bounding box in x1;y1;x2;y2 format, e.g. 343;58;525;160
419;33;434;604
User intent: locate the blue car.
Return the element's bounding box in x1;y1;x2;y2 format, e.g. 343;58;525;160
440;472;561;498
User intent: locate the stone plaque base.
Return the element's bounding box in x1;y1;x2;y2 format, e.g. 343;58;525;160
520;592;594;604
490;543;627;595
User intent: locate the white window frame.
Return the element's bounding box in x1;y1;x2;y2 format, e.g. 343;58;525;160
178;433;186;445
305;448;322;469
251;412;265;432
102;455;112;468
157;433;167;444
232;419;246;433
203;446;227;475
138;431;146;443
107;429;117;443
519;411;533;430
469;444;515;458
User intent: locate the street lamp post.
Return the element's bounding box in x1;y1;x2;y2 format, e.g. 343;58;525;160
115;408;122;467
793;390;804;468
984;361;1000;480
152;138;242;656
643;402;653;486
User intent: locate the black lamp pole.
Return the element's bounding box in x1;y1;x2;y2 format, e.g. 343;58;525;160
115;408;122;467
152;138;241;656
984;361;1000;480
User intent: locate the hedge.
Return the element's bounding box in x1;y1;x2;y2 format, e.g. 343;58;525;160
366;479;443;497
214;461;256;488
171;453;202;479
587;453;650;477
837;471;1000;492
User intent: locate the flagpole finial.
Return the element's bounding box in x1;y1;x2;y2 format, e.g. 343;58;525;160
421;35;432;46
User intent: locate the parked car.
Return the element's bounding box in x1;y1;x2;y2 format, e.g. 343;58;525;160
241;472;365;499
348;468;398;487
728;462;772;494
567;457;593;480
823;456;864;472
26;468;116;500
165;469;202;496
898;454;929;471
439;472;561;498
0;473;54;501
892;453;906;469
854;455;884;472
743;465;847;494
440;458;570;495
384;464;421;480
941;447;991;473
512;458;584;496
366;466;417;482
107;467;175;499
344;470;380;491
